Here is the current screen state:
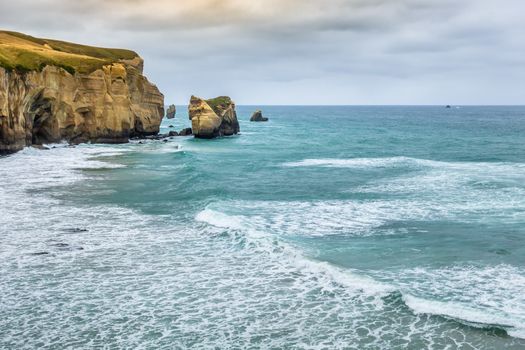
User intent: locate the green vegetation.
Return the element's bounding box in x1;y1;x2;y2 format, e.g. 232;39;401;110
206;96;232;114
0;30;138;74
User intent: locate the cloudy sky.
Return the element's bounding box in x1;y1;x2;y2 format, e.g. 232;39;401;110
1;0;524;104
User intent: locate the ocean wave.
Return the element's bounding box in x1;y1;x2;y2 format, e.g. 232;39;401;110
282;156;525;173
195;206;525;339
190;207;418;348
282;156;417;168
404;294;509;325
196;208;393;296
280;155;525;229
401;294;525;339
195;208;245;230
384;265;525;340
2;144;525;348
198;194;525;238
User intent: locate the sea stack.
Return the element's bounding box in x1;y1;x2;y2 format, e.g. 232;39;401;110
0;30;164;154
188;96;240;138
250;110;268;122
166;104;176;119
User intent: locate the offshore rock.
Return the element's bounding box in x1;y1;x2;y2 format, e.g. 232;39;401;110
188;96;239;139
166;104;176;119
250;110;268;122
0;30;164;153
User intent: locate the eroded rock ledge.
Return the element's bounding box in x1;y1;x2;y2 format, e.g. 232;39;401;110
0;31;164;154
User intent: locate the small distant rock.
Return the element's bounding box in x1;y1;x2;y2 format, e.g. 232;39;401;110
168;125;175;128
169;131;179;137
166;104;176;119
250;110;268;122
145;134;168;140
63;228;88;233
179;128;192;136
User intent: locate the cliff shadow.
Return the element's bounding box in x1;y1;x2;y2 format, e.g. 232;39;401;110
26;91;60;145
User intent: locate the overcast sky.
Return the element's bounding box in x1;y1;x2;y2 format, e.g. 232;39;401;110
1;0;524;105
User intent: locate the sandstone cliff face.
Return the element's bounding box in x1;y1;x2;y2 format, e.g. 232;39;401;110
0;30;164;154
0;59;164;153
188;96;239;139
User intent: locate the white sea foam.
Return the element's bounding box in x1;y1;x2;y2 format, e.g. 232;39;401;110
200;193;525;239
196;201;525;343
0;145;127;194
196;207;393;297
196;208;245;230
282;156;416;168
194;206;525;348
403;294;514;328
195;154;525;345
403;294;525;339
388;265;525;339
2;146;524;349
283;156;525;172
283;155;525;230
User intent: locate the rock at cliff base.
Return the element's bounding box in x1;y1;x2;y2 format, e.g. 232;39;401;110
166;104;176;119
188;96;240;138
250;110;268;122
179;128;192;136
168;131;179;137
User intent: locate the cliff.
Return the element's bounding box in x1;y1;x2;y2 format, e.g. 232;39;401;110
188;96;239;138
0;30;164;153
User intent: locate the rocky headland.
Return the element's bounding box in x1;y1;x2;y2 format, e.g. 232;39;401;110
0;31;164;154
188;96;240;139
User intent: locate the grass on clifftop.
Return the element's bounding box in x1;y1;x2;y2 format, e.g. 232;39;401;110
0;30;138;74
206;96;233;114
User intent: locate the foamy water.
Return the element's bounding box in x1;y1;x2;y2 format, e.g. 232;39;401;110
1;106;525;349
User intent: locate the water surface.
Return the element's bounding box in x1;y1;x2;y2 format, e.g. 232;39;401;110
1;106;525;349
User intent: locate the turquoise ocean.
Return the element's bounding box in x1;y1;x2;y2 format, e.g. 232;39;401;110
1;106;525;349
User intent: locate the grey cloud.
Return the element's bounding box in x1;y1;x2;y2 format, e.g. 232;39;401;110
1;0;524;104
